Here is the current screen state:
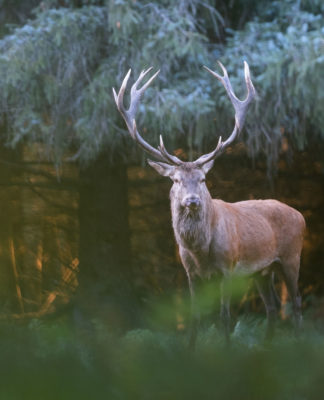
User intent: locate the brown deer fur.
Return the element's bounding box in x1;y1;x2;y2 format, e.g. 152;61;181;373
114;64;306;347
148;160;305;345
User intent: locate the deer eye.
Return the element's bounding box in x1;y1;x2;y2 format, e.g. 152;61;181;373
174;179;180;183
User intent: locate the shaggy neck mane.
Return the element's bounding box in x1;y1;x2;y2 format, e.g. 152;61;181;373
171;193;213;250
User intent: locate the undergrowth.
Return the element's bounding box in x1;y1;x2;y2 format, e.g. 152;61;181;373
0;314;324;400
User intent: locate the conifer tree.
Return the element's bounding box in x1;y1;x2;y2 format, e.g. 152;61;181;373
0;0;322;324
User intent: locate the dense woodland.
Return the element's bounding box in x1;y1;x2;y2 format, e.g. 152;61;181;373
0;0;323;398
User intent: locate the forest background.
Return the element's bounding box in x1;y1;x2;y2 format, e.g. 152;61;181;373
0;0;323;398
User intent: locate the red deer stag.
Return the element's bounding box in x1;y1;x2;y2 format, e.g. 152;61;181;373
113;62;305;347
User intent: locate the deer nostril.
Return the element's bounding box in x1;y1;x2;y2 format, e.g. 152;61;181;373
183;196;201;209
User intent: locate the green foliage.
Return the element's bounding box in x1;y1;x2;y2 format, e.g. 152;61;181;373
145;276;251;332
0;0;41;37
0;6;108;163
0;0;323;167
1;314;324;399
0;1;224;164
78;0;223;163
220;1;324;165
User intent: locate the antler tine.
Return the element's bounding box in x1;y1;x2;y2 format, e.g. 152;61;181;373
113;68;131;114
158;135;182;165
113;68;182;165
204;62;240;109
193;136;223;165
128;67;158;121
195;61;255;166
131;67;154;94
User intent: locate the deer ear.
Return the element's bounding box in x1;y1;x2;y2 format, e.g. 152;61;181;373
201;160;214;174
147;160;175;177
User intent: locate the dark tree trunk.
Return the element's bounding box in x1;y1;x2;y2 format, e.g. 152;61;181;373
75;155;139;332
0;146;24;314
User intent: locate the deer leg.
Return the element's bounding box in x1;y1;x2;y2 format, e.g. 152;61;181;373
187;275;200;350
280;258;302;334
220;277;231;345
179;248;200;350
270;270;281;310
254;272;278;340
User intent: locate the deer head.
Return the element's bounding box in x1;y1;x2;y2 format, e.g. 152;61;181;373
113;62;255;212
113;65;306;347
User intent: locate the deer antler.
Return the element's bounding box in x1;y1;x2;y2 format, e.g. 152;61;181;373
113;68;182;165
194;61;255;166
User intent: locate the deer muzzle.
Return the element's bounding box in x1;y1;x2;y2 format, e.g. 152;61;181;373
182;195;201;210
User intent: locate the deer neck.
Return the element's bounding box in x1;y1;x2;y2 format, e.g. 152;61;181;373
171;192;213;251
